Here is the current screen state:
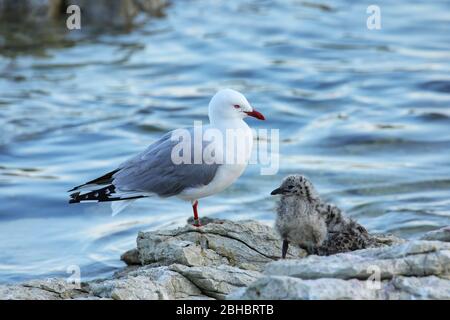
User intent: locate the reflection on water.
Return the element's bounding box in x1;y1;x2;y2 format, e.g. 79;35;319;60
1;0;450;283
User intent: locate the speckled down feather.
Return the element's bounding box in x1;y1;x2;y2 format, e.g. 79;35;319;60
272;175;373;256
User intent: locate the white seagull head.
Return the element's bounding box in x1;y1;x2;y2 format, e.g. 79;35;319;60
208;89;265;124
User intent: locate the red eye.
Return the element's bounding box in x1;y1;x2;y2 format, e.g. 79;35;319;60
234;105;241;109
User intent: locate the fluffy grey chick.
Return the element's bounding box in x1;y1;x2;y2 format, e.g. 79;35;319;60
271;175;371;258
271;175;327;258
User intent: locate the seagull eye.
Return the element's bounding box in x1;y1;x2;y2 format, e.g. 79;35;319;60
234;105;241;109
288;185;294;189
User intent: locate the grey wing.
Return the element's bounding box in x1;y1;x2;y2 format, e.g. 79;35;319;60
112;128;220;197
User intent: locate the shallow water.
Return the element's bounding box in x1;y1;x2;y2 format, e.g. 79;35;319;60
1;0;450;283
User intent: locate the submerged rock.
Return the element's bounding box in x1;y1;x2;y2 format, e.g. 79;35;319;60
1;220;449;300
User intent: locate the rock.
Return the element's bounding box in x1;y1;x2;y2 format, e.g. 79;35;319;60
420;226;450;242
186;216;227;226
135;219;305;271
0;284;60;300
387;275;450;299
89;266;205;300
233;240;450;300
263;240;450;280
1;220;449;300
0;278;89;300
170;264;261;300
231;275;450;300
121;248;140;265
230;276;381;300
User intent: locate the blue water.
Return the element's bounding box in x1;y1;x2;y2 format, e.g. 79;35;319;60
1;0;450;283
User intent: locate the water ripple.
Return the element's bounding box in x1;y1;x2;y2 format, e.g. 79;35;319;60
0;0;449;283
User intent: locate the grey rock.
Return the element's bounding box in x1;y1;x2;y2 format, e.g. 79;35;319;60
231;275;450;300
121;248;141;265
135;220;306;271
420;226;450;242
170;264;261;299
230;276;381;300
89;266;204;300
264;240;450;280
186;216;227;226
387;275;450;299
0;278;89;300
233;239;450;300
2;220;449;300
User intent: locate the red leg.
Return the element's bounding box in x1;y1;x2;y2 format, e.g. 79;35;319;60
192;200;201;227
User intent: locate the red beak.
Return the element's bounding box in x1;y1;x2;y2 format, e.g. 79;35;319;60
244;109;265;120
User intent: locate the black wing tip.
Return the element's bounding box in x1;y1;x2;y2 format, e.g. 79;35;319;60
68;186;146;204
68;185;117;203
67;169;120;193
69;192;80;203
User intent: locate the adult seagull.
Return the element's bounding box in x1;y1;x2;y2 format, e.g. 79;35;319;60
68;89;265;226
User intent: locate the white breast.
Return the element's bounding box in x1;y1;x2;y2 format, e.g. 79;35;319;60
178;121;253;202
178;163;247;201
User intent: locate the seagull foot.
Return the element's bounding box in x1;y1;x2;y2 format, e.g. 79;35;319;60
192;219;202;227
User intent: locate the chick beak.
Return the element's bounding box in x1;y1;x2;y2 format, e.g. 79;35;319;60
270;187;284;195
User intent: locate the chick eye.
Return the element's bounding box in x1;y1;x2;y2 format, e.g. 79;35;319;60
287;185;294;189
234;105;241;109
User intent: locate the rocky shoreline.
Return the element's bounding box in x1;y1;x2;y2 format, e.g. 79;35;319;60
0;221;449;300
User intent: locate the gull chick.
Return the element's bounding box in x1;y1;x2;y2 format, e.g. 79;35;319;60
271;175;371;258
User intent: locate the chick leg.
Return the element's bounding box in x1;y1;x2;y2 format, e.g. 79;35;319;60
282;239;289;259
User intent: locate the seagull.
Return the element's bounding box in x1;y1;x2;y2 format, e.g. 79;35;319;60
271;175;372;258
68;89;265;226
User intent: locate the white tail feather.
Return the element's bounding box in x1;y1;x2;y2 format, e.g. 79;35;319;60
111;199;136;217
